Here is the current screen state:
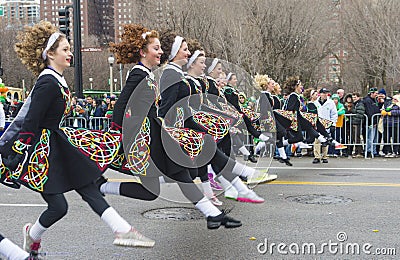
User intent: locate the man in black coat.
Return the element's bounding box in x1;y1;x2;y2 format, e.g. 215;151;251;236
363;87;381;157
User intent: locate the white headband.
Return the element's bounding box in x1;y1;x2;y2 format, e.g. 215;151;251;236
141;31;151;40
168;36;184;61
207;58;219;74
226;72;233;81
186;50;202;69
42;32;61;60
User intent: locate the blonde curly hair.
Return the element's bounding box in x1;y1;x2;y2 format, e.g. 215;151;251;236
14;21;63;77
109;24;159;64
254;74;271;91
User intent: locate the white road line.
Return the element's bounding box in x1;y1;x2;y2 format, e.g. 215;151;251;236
256;166;399;171
0;203;46;207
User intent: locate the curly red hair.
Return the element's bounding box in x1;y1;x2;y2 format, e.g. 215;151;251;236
109;24;159;64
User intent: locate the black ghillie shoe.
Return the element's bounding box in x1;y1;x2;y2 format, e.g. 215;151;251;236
278;158;293;166
207;209;242;229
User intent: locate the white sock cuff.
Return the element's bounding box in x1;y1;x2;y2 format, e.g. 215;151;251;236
217;176;233;190
101;207;131;233
0;238;29;260
207;165;216;175
278;147;287;159
231;176;250;194
238;146;251;156
282;139;289;146
232;162;255;177
195;197;221;217
201;181;214;197
255;142;266;153
100;182;121;195
29;219;47;241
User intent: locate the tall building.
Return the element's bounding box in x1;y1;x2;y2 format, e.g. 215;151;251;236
0;0;40;27
40;0;134;46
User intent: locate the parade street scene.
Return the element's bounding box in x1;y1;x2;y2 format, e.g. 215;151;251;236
0;0;400;259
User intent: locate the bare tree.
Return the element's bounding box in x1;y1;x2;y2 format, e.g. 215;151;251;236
342;0;400;93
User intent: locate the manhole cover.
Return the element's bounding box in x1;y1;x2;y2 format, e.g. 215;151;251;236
142;207;204;221
286;194;353;205
320;173;360;177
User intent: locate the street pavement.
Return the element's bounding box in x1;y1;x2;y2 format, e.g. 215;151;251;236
1;156;400;259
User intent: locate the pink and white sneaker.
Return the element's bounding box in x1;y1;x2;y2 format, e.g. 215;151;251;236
208;173;223;191
237;190;265;203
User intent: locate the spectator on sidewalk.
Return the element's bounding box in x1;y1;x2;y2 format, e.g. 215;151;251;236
331;94;346;156
313;88;337;163
363;87;381;158
336;88;345;104
381;94;400;157
350;92;365;157
376;88;391;156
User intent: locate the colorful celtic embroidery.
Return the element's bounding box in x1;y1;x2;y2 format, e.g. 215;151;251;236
174;107;185;128
163;126;205;159
242;107;261;122
274;109;298;131
18;129;51;192
61;127;121;171
301;112;318;126
125;117;151;176
192;111;231;141
319;118;334;129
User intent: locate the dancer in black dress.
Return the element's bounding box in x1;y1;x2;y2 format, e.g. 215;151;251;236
158;31;273;202
102;24;243;227
0;21;154;256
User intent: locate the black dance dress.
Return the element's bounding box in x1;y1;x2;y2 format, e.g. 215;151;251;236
0;68;121;193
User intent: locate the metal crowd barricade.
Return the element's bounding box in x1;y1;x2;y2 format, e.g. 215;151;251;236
61;116;112;131
371;113;400;158
300;114;368;158
88;117;112;131
331;114;368;158
61;117;87;128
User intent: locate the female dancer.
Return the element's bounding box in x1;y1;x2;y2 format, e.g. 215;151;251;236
223;72;259;163
158;31;271;202
0;21;154;256
102;24;243;225
183;48;269;202
276;76;329;155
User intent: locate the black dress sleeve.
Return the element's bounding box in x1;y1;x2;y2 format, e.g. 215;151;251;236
285;94;300;112
112;69;148;127
19;76;60;136
158;70;182;118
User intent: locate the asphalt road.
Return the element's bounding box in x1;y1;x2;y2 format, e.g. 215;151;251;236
1;156;400;259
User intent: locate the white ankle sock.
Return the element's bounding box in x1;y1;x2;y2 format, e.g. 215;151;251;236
278;147;287;159
238;146;251;156
255;142;266;154
0;238;29;260
282;138;289;146
318;135;327;143
29;219;47;241
207;165;216;175
201;181;214;197
195;197;221;217
100;182;121;195
232;162;255;177
217;176;234;190
101;207;131;233
231;177;250;194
